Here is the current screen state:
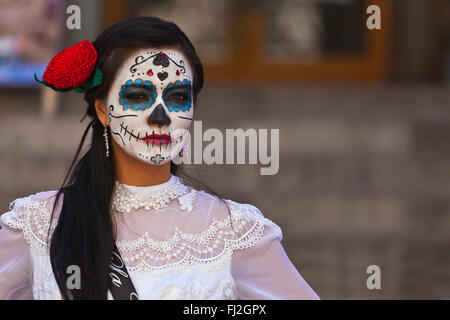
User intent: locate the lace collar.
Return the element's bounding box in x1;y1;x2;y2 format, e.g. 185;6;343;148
112;174;195;214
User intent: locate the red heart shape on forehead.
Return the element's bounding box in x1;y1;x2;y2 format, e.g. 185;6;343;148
42;40;97;89
147;69;153;76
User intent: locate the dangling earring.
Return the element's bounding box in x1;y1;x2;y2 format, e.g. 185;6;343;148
103;125;110;158
179;144;188;157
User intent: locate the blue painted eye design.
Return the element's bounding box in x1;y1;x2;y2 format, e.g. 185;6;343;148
162;79;192;112
119;79;157;111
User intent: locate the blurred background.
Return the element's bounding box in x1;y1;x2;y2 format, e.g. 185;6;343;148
0;0;449;299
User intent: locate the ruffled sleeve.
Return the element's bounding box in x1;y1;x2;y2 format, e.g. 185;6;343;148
0;191;60;300
228;202;320;300
0;218;33;299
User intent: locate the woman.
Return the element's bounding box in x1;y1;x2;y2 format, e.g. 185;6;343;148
0;17;319;300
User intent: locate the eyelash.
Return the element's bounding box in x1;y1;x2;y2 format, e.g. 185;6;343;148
126;93;148;100
168;94;187;100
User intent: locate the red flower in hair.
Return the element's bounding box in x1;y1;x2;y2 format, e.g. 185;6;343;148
42;40;98;90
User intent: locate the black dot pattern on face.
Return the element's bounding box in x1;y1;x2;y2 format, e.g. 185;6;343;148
138;153;171;161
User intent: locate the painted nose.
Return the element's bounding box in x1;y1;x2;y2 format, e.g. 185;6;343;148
147;104;171;127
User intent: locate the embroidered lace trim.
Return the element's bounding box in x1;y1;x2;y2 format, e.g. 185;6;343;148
177;189;196;213
1;194;57;256
112;176;191;213
0;195;269;277
115;200;267;277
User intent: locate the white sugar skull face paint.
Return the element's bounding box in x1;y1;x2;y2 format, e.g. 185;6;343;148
105;48;193;165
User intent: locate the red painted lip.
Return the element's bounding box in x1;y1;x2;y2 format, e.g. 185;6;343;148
142;133;171;145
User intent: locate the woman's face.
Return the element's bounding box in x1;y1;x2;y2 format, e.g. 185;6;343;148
105;48;194;165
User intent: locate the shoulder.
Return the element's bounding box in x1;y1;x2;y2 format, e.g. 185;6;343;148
2;189;62;224
0;190;63;255
193;189;283;244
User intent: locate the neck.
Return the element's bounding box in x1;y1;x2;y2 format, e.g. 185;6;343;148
111;138;171;187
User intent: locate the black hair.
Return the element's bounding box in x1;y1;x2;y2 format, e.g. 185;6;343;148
48;16;232;300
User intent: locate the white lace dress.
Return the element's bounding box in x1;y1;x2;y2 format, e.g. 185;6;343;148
0;175;319;300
